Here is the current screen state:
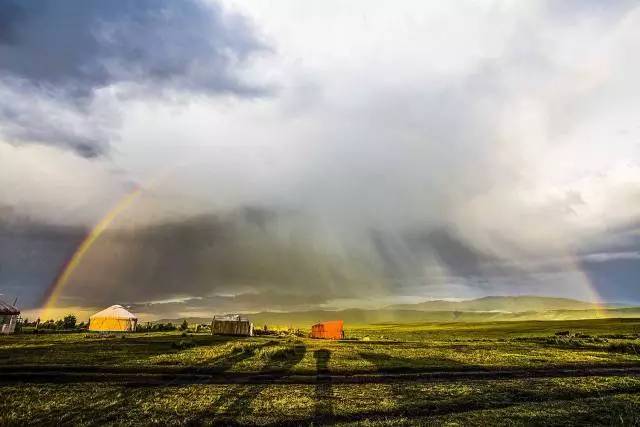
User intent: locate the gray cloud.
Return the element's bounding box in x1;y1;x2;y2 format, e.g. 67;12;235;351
0;0;268;156
544;0;638;23
50;209;382;309
0;214;86;309
128;292;331;319
0;80;116;157
4;1;640;314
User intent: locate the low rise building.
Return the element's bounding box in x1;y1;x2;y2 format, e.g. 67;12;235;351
211;314;254;336
0;299;20;334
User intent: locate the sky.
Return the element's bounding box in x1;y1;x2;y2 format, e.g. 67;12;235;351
1;0;640;320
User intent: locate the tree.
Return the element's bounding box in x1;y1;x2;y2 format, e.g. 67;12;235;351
180;319;189;331
63;314;77;329
41;320;55;329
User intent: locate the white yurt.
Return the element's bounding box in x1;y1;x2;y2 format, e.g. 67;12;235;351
89;305;138;332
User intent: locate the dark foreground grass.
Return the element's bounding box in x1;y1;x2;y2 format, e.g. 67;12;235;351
2;318;640;424
2;376;640;425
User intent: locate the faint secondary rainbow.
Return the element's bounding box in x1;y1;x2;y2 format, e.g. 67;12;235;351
39;187;143;320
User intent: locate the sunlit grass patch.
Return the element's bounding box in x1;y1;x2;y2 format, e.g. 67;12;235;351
4;319;640;372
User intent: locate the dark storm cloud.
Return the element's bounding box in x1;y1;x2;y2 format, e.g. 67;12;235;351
410;228;493;278
0;214;86;308
54;210;380;309
0;0;268;156
580;257;640;303
0;88;113;157
369;227;498;285
6;206;640;313
0;0;266;95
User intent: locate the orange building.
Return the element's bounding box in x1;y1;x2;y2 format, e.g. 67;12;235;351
310;320;344;339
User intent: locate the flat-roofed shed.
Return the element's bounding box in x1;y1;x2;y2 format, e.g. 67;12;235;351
0;298;20;334
211;314;254;336
310;320;344;339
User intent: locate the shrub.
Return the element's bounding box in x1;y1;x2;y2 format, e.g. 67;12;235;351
40;320;56;330
63;314;77;329
149;323;177;332
136;322;154;332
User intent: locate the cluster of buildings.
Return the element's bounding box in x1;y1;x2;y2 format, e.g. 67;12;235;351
0;299;345;339
83;305;346;339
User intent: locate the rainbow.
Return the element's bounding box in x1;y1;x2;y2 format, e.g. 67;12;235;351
37;166;608;321
39;187;143;320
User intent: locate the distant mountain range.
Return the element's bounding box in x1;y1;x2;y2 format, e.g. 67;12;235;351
386;295;618;312
154;295;636;327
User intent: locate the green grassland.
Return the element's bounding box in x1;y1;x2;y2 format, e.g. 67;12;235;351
3;318;640;372
2;318;640;425
162;306;640;328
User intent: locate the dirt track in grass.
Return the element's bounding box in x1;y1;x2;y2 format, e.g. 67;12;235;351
2;364;640;386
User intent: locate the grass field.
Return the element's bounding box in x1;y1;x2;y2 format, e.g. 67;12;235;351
2;318;640;425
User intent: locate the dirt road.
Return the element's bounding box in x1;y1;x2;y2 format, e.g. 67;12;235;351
1;364;640;386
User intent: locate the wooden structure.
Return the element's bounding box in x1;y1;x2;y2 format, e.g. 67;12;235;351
211;314;254;336
89;305;138;332
0;299;20;334
310;320;344;339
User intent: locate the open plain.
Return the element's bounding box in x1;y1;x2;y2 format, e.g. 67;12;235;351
2;318;640;425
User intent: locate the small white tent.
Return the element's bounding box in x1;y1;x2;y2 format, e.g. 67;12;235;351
89;305;138;332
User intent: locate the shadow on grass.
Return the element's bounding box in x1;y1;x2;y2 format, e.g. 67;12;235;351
211;341;307;417
271;351;640;425
204;340;279;372
0;333;237;366
8;350;640;425
314;349;333;423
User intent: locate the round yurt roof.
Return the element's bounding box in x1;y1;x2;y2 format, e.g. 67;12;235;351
90;305;137;320
0;299;19;315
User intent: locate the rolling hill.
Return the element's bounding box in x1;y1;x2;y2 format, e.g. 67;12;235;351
154;296;637;327
386;295;613;312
